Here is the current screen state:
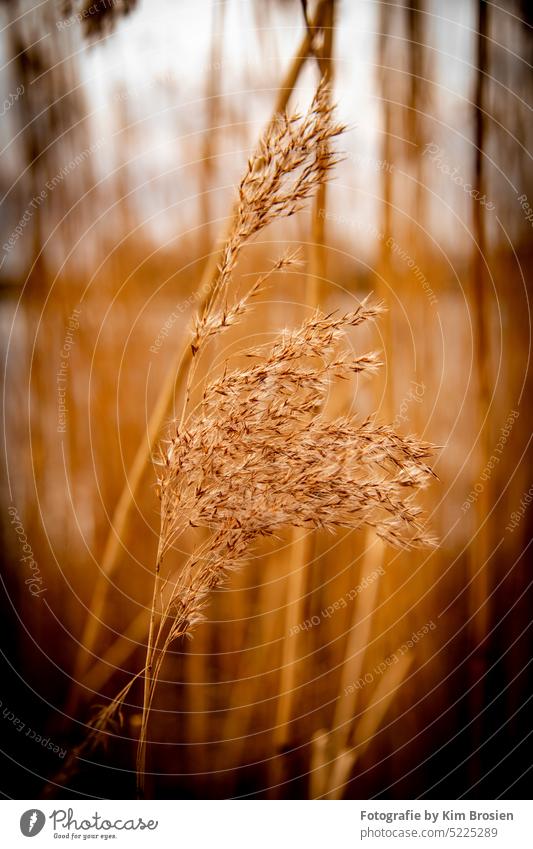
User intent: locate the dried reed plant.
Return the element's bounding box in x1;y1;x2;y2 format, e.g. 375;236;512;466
66;80;434;799
134;300;434;794
183;80;344;415
68;0;332;714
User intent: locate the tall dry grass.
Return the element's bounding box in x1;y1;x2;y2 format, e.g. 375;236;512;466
53;81;436;799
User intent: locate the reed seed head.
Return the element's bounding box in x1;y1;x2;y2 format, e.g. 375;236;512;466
157;300;436;637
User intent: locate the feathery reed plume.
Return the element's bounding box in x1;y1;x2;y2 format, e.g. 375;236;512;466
135;86;345;793
68;82;434;799
132;298;434;794
182;80;344;420
159;300;433;563
193;79;344;350
54;78;343;792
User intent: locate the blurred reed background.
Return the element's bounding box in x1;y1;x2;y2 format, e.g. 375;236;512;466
0;0;532;799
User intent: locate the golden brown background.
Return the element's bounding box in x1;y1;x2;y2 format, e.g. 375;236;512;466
0;0;532;799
